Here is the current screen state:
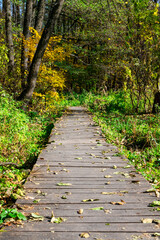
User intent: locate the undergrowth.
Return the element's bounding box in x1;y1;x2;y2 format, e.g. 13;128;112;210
0;86;64;208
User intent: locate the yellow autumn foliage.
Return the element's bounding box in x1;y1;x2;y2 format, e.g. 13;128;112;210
23;27;72;110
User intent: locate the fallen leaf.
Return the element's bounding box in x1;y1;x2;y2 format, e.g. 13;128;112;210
122;173;130;178
33;199;41;203
61;168;69;172
57;183;72;186
104;210;111;214
51;211;66;224
105;182;111;185
29;213;44;221
61;195;67;199
131;180;140;184
90;207;104;210
105;223;110;225
77;209;83;214
102;192;117;195
120;190;128;194
104;175;112;178
149;201;160;207
80;232;90;238
123;165;131;168
101;168;106;172
65;192;72;195
155;191;159;198
110;200;126;205
75;157;82;160
113;165;117;169
146;188;156;193
153;233;160;237
82;199;99;202
141;218;153;223
153;219;160;224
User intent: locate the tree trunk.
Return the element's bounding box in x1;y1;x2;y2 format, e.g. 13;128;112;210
21;0;33;89
34;0;45;32
18;0;64;101
4;0;14;73
152;91;160;113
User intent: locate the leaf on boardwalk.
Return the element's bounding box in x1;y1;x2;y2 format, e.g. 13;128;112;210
61;168;69;172
61;195;67;199
153;233;160;237
75;157;82;160
82;199;99;202
102;192;117;195
36;190;47;196
131;180;140;184
113;165;117;169
80;232;90;238
141;218;153;223
57;183;72;186
123;165;131;168
33;199;41;203
104;209;111;214
29;213;44;221
50;211;67;224
77;209;84;214
101;168;106;172
113;171;130;178
104;175;112;178
149;201;160;207
110;200;126;205
90;207;104;210
65;191;72;195
51;217;66;224
152;219;160;224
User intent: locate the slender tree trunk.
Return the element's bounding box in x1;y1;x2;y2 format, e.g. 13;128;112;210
18;0;64;101
34;0;45;32
16;4;21;26
4;0;14;73
21;0;32;89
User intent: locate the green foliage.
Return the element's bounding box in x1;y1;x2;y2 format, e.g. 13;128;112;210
0;86;64;205
0;208;26;224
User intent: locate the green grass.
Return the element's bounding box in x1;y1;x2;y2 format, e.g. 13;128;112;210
0;86;64;207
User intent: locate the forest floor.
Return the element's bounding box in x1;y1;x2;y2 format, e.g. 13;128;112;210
0;106;160;240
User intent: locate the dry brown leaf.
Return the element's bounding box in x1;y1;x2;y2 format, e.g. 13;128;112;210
80;232;90;238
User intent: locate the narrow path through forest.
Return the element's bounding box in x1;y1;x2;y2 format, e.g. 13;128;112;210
1;107;160;240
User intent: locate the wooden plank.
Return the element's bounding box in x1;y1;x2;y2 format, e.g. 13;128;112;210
0;232;157;240
4;222;160;233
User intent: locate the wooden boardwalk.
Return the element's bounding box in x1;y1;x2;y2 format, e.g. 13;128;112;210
1;107;160;240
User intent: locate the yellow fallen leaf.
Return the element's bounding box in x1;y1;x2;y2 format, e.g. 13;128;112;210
102;192;117;195
80;232;90;238
104;175;112;178
78;209;84;214
110;200;126;205
141;218;153;223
